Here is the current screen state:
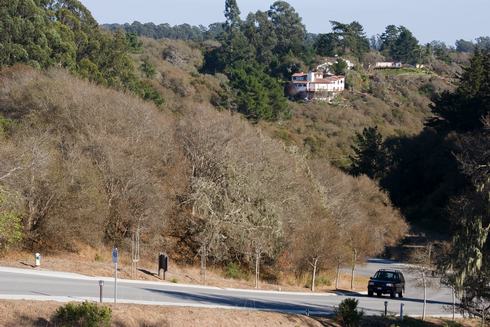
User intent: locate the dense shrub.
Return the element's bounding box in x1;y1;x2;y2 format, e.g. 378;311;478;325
53;302;111;327
335;298;364;327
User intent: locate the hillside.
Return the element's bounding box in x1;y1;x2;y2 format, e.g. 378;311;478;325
1;0;483;292
263;71;454;167
0;64;406;285
130;37;456;169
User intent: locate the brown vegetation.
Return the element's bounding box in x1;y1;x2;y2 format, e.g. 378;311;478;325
0;63;407;285
0;301;323;327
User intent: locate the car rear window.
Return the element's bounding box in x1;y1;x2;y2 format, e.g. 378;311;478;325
374;271;397;281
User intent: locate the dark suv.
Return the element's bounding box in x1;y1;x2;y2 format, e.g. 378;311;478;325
368;269;405;298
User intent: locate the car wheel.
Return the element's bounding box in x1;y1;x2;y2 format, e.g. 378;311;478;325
390;291;395;298
368;291;373;297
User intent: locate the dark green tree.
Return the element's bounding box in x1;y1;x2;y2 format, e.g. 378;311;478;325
476;36;490;51
330;21;370;60
429;49;490;132
227;62;288;121
314;33;338;57
332;58;348;75
243;11;277;68
0;0;163;106
379;25;400;58
224;0;241;31
268;1;306;58
140;58;156;78
441;119;490;319
456;39;475;53
349;127;386;180
392;27;420;64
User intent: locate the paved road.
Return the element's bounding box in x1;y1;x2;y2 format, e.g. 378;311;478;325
0;259;456;317
345;258;455;311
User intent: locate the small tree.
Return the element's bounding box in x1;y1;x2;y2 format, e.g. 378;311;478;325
408;243;439;320
349;126;385;180
332;58;348;75
335;298;364;327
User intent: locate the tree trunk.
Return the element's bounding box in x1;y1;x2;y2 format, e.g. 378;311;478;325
350;249;357;290
422;271;427;320
200;244;207;285
311;258;319;292
255;251;260;289
335;260;340;290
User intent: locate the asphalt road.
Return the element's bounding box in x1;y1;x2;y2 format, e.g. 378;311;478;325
0;259;456;317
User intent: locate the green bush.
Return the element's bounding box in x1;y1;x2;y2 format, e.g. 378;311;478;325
335;298;364;327
224;262;248;280
53;301;112;327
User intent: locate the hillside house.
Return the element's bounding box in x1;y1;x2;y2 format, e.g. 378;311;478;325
291;72;345;101
374;62;402;69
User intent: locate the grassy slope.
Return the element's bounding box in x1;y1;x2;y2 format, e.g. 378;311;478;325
0;301;323;327
261;71;454;168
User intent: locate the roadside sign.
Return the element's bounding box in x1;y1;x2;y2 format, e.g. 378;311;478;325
112;247;118;264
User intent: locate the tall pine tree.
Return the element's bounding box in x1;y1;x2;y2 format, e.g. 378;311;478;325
349;127;385;180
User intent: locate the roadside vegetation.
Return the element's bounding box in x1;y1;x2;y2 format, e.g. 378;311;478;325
0;300;481;327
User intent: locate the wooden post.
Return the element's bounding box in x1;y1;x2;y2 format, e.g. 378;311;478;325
255;251;260;289
350;249;357;290
335;260;340;290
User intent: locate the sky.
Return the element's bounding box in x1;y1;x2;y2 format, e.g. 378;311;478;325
81;0;490;44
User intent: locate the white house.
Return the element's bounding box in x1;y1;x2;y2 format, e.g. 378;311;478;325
291;72;345;101
374;62;402;69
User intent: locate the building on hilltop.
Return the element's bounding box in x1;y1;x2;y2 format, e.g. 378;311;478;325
373;62;402;69
289;71;345;102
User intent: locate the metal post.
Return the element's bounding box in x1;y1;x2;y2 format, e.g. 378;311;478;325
114;261;117;304
99;280;104;303
452;287;456;321
112;247;118;304
400;303;404;321
384;301;388;316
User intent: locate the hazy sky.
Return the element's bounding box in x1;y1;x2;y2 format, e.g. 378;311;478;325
81;0;489;44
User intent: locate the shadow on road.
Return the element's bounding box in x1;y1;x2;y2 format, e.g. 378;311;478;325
142;287;335;315
335;292;453;306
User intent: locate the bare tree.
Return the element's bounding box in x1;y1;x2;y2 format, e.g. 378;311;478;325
407;243;439;320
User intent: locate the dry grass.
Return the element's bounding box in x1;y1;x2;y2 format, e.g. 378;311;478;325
0;300;481;327
0;300;324;327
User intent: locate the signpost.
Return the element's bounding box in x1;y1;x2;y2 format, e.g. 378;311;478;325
112;247;118;304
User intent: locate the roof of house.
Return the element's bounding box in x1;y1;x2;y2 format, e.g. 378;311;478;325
310;76;345;84
292;72;307;77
